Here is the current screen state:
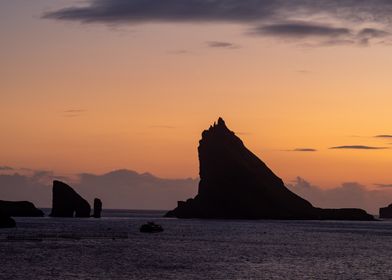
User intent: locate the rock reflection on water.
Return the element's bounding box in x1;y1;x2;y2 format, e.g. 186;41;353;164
1;210;392;280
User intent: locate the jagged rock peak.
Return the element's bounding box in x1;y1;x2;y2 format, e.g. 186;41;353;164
216;117;225;126
202;117;234;140
211;117;227;129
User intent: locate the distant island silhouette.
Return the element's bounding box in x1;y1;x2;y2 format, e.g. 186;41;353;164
0;200;43;228
379;204;392;218
166;118;374;220
0;200;44;217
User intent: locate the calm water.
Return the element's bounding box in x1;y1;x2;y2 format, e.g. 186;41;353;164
1;210;392;279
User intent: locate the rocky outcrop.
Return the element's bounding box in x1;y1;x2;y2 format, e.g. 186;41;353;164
0;212;16;228
0;200;44;217
313;208;374;220
50;180;91;217
93;198;102;218
166;118;374;221
379;204;392;218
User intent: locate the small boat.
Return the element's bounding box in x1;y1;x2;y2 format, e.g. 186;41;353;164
139;222;164;233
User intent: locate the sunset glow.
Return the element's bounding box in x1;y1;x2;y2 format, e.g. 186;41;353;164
1;1;392;189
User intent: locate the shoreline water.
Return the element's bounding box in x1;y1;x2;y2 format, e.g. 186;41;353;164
1;210;392;279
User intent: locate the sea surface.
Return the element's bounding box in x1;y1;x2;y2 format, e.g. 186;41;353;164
1;210;392;280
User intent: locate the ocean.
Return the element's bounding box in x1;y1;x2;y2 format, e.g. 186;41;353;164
1;210;392;279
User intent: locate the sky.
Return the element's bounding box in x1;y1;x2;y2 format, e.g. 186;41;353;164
1;1;392;201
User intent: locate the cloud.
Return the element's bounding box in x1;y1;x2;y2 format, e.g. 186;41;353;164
358;28;389;38
2;167;392;213
375;184;392;188
329;145;388;150
64;109;86;113
282;148;317;152
253;22;351;38
41;1;392;25
0;169;197;210
0;166;13;171
357;28;389;45
75;169;198;210
42;0;277;23
287;177;392;214
206;41;240;49
42;0;392;46
375;135;392;138
252;23;389;46
292;148;317;152
297;70;311;74
63;109;87;118
0;172;52;207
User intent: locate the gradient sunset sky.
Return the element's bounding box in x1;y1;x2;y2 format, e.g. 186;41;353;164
1;0;392;190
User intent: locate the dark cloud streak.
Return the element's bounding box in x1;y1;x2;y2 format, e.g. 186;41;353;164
64;109;86;113
0;166;13;171
252;24;389;46
254;23;351;38
293;148;317;152
42;0;392;46
42;0;392;25
280;148;317;152
357;28;389;45
375;183;392;188
206;41;240;49
63;109;87;118
330;145;388;150
42;0;276;23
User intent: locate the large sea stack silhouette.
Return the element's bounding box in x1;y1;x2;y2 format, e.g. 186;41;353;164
50;180;91;217
166;118;374;220
0;200;44;217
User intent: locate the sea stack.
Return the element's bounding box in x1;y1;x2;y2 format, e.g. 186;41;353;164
0;212;16;228
50;180;91;217
0;200;44;217
93;198;102;218
166;118;374;220
379;204;392;218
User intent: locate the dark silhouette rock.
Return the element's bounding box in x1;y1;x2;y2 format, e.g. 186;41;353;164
379;204;392;218
50;180;91;217
0;212;16;228
313;208;374;221
0;200;44;217
93;198;102;218
166;118;374;221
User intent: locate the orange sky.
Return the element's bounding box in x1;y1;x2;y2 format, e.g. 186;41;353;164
1;1;392;190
